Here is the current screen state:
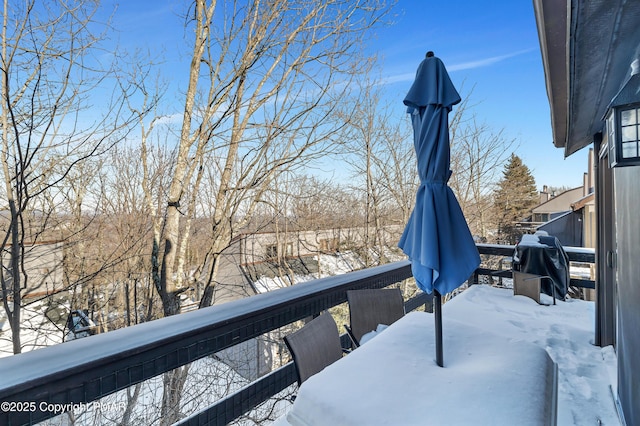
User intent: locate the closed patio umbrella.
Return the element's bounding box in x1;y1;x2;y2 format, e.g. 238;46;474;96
398;52;480;367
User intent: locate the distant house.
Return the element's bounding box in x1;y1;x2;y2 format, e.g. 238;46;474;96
516;150;596;248
0;241;64;299
570;149;596;249
533;190;584;247
516;186;582;243
191;225;402;380
200;225;403;306
532;186;583;224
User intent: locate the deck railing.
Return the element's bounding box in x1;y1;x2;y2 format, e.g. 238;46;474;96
0;244;595;426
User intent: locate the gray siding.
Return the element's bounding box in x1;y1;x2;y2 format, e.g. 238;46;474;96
537;211;583;247
613;166;640;426
1;242;63;298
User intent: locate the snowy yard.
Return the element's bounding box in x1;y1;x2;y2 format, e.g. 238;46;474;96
0;299;66;357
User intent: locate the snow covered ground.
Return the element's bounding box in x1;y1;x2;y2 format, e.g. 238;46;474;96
253;251;385;293
0;299;66;357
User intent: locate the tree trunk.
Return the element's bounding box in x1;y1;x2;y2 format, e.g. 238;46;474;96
160;366;190;426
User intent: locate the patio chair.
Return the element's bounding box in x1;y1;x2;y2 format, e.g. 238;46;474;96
345;288;405;347
284;312;344;385
513;271;556;305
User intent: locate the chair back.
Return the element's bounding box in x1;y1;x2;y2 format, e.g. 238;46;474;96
284;313;343;385
513;271;542;304
347;288;405;346
513;271;556;305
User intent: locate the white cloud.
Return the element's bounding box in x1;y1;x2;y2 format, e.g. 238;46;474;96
380;72;418;85
155;113;183;125
381;48;536;85
447;48;535;71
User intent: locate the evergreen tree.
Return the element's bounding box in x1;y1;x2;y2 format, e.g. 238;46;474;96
493;154;538;244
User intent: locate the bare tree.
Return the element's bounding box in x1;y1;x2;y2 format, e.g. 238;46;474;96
344;78;386;266
147;0;392;312
154;0;390;317
448;97;515;240
0;0;139;354
342;79;513;277
372;120;417;227
129;1;393;421
342;70;415;265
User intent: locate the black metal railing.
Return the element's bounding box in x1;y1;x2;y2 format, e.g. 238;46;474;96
0;244;595;426
474;243;595;289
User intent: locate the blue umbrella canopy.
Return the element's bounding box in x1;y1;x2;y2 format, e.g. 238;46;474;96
399;54;480;295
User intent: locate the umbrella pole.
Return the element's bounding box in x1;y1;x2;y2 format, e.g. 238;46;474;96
434;289;443;367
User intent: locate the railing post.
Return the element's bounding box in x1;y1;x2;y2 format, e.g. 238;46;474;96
467;271;477;287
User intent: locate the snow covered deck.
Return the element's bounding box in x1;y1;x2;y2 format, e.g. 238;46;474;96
443;285;619;425
286;312;557;425
0;246;606;425
278;285;620;425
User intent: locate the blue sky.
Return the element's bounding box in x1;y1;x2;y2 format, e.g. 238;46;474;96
373;0;589;190
106;0;589;190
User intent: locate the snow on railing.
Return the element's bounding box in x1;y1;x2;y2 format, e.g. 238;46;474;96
0;244;595;425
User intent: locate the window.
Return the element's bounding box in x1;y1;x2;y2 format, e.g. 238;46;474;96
607;104;640;167
532;213;549;223
320;238;339;252
265;245;278;259
265;242;294;259
620;107;640;159
607;111;616;165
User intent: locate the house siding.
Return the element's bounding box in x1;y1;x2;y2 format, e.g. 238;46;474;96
0;241;64;298
613;166;640;426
